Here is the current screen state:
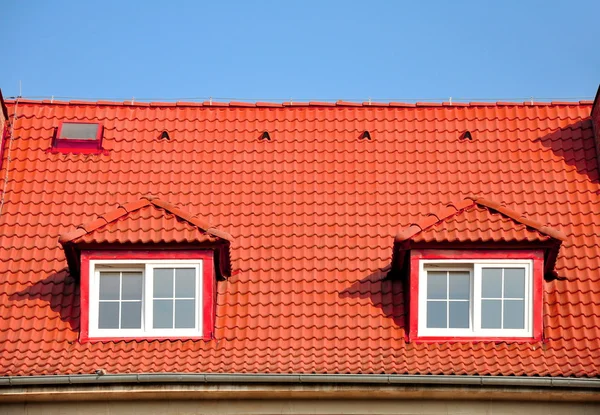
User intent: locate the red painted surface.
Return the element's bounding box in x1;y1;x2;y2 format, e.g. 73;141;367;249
51;121;104;154
408;249;544;342
80;250;215;342
0;100;598;377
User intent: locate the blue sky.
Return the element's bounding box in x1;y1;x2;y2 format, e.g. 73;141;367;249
1;0;599;102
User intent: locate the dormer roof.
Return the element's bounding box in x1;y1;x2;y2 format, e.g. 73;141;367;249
59;196;233;279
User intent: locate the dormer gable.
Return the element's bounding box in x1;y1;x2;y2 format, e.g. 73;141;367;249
58;196;233;342
59;195;233;280
391;195;566;280
391;196;566;342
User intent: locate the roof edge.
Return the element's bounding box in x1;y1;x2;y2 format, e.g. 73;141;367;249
4;98;594;109
0;89;8;121
591;84;600;116
0;373;598;389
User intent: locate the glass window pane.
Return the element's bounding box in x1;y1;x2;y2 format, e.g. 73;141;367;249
504;268;525;298
99;273;120;300
153;299;173;329
121;302;142;329
482;268;502;298
481;300;502;329
504;300;525;329
427;301;447;328
449;271;470;300
121;272;143;300
175;299;196;329
60;123;99;140
98;302;119;329
175;268;196;298
427;271;447;300
449;301;470;328
153;268;174;298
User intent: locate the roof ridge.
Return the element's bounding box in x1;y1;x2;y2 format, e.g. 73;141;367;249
58;195;233;244
4;99;594;109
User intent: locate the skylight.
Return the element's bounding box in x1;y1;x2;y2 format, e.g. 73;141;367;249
52;121;104;153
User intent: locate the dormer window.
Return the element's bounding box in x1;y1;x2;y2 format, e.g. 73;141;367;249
418;257;534;338
90;260;204;338
59;196;233;342
391;196;566;342
52;121;103;153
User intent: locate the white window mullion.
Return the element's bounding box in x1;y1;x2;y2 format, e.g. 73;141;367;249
473;265;482;332
445;271;449;329
145;264;153;334
500;268;505;329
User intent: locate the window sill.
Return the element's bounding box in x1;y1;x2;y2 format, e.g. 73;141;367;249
81;334;213;343
47;147;108;155
410;335;541;343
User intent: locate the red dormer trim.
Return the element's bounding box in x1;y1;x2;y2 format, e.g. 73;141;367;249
80;249;216;343
408;249;544;343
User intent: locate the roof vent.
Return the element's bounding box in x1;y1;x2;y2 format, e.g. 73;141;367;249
461;130;473;140
360;130;372;140
259;131;271;141
159;131;170;140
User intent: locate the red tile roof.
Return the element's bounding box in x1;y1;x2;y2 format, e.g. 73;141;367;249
0;99;599;377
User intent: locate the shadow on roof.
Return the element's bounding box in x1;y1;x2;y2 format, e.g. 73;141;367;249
9;268;79;331
534;119;600;185
338;266;406;330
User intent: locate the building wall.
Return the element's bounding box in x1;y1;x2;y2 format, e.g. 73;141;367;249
1;399;600;415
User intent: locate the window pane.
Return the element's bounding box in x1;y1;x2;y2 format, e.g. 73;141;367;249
60;123;99;140
175;299;196;329
98;302;119;329
449;301;470;328
482;268;502;298
153;299;173;329
504;268;525;298
427;271;447;300
154;268;174;298
448;271;470;300
504;300;525;329
481;300;502;329
99;273;120;300
427;301;447;328
175;268;196;298
121;272;143;300
121;302;142;329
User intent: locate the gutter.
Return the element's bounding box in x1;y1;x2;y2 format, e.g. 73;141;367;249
1;373;599;403
1;373;599;387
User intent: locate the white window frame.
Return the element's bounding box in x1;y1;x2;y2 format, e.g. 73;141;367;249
89;259;203;338
418;259;533;338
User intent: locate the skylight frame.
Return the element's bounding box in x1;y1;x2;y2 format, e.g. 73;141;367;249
52;121;104;153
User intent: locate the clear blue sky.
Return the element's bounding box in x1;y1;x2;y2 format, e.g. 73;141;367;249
1;0;599;102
